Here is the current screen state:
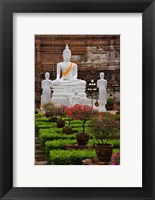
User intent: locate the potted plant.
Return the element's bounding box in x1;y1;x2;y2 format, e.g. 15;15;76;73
63;106;73;134
54;105;66;128
106;98;114;110
89;113;119;162
68;104;94;145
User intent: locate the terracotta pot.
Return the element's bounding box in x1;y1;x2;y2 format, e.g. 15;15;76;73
63;127;73;134
76;133;89;145
57;120;65;128
95;144;113;162
51;117;58;122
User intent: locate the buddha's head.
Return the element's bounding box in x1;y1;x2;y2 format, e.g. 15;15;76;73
100;72;105;79
45;72;50;79
63;44;71;62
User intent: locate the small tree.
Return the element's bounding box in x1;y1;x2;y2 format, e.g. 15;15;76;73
42;102;55;117
89;113;120;144
54;105;67;120
67;104;94;134
64;106;73;127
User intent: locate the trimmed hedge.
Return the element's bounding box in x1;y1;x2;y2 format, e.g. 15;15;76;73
49;149;96;165
39;127;120;147
45;139;77;153
49;148;120;165
35;117;51;122
39;131;76;145
45;139;120;154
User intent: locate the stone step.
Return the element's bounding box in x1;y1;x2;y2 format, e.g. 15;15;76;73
35;160;48;165
36;156;47;161
35;138;41;143
35;149;45;155
35;140;41;145
35;146;44;151
35;154;47;158
35;143;43;149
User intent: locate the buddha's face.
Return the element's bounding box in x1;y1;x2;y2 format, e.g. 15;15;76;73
100;72;104;79
63;52;71;62
45;72;50;79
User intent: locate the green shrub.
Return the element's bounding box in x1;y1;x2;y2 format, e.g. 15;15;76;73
109;139;120;148
107;98;114;106
35;117;51;122
45;138;120;154
35;112;44;118
45;139;77;153
39;130;76;145
36;124;55;129
36;121;57;130
113;149;120;154
49;149;96;165
72;127;89;133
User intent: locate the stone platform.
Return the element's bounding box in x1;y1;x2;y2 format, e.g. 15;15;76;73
51;84;91;106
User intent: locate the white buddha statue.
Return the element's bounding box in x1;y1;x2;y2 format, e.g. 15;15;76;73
41;72;53;104
97;72;107;112
51;45;91;106
53;44;86;86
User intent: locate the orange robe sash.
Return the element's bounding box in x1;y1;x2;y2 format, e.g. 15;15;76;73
62;62;73;77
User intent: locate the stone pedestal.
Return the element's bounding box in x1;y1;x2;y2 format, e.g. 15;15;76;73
51;84;91;106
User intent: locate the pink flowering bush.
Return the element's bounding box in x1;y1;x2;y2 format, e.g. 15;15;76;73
111;152;120;165
65;104;94;134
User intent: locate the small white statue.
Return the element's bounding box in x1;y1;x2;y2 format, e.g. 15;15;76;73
53;44;86;86
41;72;53;104
97;72;107;112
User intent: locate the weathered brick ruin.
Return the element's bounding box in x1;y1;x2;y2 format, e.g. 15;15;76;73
35;35;120;108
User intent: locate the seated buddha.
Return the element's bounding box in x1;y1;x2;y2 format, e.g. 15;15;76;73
53;44;86;86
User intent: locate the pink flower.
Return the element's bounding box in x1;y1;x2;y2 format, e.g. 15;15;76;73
111;154;115;159
116;152;120;156
111;152;120;165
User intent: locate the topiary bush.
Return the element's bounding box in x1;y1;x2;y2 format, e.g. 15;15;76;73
35;112;44;118
39;130;76;145
36;117;51;122
45;138;120;155
49;149;96;165
45;139;77;153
